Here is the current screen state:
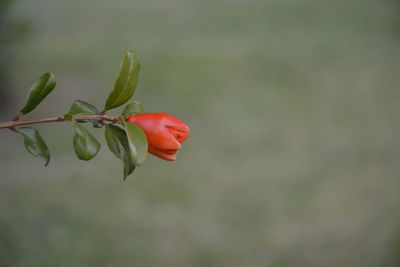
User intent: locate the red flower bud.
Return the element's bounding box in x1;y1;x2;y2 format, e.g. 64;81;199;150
127;112;190;161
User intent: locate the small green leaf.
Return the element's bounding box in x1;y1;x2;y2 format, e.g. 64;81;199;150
121;101;144;116
105;50;140;110
69;100;99;115
68;100;102;127
104;125;135;179
64;113;73;121
17;127;50;166
20;72;56;115
72;122;100;161
124;121;148;166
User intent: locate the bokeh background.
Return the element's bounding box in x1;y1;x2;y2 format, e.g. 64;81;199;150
1;0;400;266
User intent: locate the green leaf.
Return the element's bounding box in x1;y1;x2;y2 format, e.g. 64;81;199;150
19;72;56;115
121;101;144;116
17;127;50;166
68;100;99;115
72;122;100;161
68;100;102;127
63;113;73;121
124;121;148;166
104;125;135;179
105;50;140;110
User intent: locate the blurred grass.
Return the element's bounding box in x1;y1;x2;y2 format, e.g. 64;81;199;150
1;0;400;266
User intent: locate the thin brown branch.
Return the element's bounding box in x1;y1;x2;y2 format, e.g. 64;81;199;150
0;115;120;129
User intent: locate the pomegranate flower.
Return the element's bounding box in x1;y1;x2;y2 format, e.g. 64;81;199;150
127;112;190;161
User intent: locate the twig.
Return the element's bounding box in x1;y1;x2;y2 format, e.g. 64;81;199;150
0;115;120;129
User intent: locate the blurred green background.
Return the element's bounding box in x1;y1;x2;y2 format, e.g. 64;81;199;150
1;0;400;266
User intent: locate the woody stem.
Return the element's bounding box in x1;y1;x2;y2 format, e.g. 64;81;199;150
0;115;120;129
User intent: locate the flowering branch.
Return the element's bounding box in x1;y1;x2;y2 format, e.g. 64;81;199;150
0;50;189;180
